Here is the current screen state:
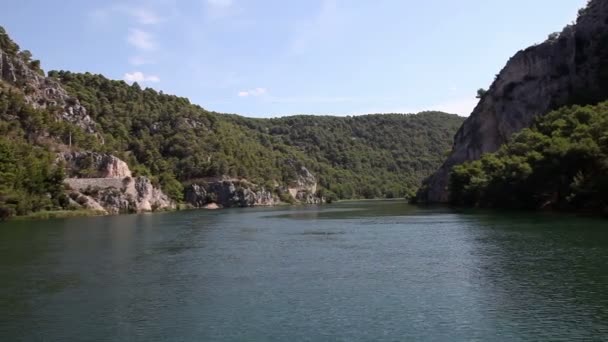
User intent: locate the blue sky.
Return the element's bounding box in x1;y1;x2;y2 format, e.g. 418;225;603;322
1;0;586;117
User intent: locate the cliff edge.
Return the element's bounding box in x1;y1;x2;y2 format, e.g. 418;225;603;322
417;0;608;203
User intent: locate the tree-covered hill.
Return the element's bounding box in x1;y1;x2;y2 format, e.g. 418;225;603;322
0;25;464;217
449;101;608;212
53;71;464;200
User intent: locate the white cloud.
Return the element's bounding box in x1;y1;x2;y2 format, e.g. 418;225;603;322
127;29;157;51
90;5;164;25
238;88;267;97
129;56;155;66
124;71;160;83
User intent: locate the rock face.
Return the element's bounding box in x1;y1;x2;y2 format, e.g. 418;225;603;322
62;153;174;214
0;48;96;133
60;152;132;178
185;178;278;208
418;0;608;203
287;166;323;204
185;167;325;208
66;177;174;215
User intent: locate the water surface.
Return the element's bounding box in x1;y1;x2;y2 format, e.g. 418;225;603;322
1;201;607;341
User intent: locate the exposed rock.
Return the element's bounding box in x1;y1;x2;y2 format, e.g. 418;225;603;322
65;177;174;214
62;153;174;214
0;47;97;133
418;0;608;203
202;203;220;210
59;152;132;178
185;168;325;208
185;178;278;208
68;191;108;214
184;183;209;208
287;166;323;204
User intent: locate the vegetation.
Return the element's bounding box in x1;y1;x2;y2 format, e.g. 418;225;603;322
0;84;91;219
449;101;608;212
52;71;463;201
0;26;464;218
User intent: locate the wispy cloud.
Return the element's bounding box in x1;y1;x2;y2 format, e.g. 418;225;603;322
238;87;267;97
124;71;160;83
90;5;165;25
127;28;157;51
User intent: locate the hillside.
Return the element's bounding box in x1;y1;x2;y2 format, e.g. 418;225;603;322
417;0;608;203
449;101;608;212
0;26;463;218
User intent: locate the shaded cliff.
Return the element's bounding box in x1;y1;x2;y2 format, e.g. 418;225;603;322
185;179;278;208
418;0;608;203
184;166;323;208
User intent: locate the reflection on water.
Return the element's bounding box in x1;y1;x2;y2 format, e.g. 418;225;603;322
1;202;607;341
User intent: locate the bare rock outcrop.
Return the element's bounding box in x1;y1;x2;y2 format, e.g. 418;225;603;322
62;153;174;214
185;178;278;208
418;0;608;203
60;152;132;178
185;167;325;208
287;166;323;204
65;176;175;214
0;47;96;133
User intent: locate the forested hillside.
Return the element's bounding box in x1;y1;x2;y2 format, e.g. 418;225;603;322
54;71;463;200
0;25;463;217
449;101;608;212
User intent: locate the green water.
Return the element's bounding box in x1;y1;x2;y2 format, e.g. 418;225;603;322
1;201;607;341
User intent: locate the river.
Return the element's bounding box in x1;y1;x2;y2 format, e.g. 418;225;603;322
1;201;607;341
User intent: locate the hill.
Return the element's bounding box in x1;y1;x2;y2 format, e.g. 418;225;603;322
0;26;463;218
417;0;608;203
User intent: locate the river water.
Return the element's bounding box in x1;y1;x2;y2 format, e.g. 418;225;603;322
1;201;607;341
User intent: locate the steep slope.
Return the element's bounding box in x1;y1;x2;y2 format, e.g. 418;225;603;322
417;0;608;203
449;101;608;212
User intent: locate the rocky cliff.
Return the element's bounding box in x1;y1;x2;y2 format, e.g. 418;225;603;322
184;166;324;209
286;166;323;204
61;153;174;214
60;152;132;178
185;178;278;208
0;47;96;133
418;0;608;203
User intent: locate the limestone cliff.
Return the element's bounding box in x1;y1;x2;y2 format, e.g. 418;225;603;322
61;153;174;214
0;47;96;133
286;166;323;204
60;152;132;178
418;0;608;203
